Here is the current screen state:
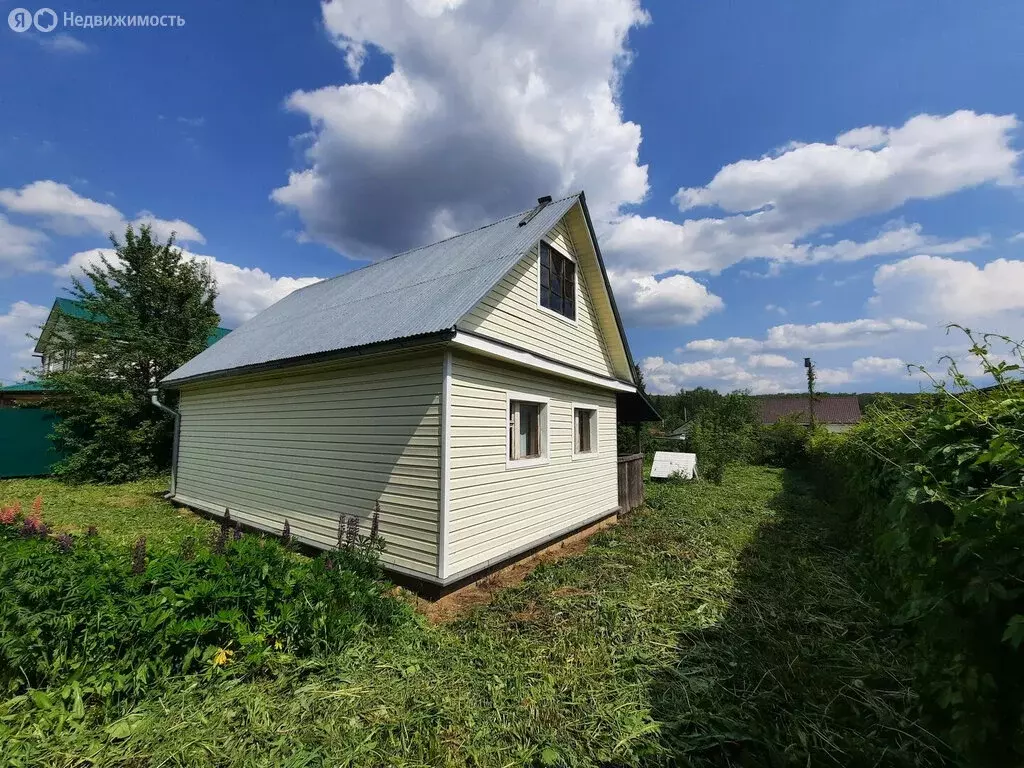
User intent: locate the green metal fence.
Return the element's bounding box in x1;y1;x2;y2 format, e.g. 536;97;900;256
0;409;64;478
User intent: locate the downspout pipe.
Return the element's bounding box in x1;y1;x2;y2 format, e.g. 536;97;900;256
148;387;180;497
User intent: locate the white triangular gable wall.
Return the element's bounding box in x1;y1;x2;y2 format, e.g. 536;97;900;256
457;203;632;382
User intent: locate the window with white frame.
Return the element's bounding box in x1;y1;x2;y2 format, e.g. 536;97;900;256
573;406;598;456
539;241;576;321
508;398;547;463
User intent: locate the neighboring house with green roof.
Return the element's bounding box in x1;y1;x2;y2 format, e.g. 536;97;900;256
0;380;50;408
0;300;231;477
33;298;231;375
0;299;231;408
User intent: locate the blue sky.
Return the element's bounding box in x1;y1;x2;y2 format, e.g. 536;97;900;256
2;0;1023;393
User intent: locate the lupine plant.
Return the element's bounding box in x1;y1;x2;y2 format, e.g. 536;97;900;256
0;500;409;708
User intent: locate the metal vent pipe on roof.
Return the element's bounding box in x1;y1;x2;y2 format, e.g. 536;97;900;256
518;195;554;227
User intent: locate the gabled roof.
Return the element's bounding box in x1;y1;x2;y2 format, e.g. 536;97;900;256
35;298;232;353
162;193;637;388
757;395;862;425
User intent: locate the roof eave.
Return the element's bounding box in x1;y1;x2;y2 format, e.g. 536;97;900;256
33;299;63;355
160;329;456;389
577;192;638;397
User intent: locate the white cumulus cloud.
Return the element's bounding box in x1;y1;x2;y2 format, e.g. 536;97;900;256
273;0;650;261
0;214;49;273
0;301;49;383
684;318;927;354
851;356;907;376
608;271;723;326
0;181;205;244
748;353;796;369
641;350;912;396
604;111;1015;279
675;111;1019;222
870;255;1024;323
641;355;807;395
56;249;321;328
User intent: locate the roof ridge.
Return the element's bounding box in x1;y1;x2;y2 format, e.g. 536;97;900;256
295;193;582;295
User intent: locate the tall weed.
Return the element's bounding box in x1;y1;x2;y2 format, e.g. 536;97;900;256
805;328;1024;762
0;511;410;708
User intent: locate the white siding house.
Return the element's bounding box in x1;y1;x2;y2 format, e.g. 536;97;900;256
174;351;443;577
160;192;658;587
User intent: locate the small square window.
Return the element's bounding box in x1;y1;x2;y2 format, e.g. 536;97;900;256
574;406;598;456
509;399;547;463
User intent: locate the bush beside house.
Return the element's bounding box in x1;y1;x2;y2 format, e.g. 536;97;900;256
0;503;410;704
800;333;1024;762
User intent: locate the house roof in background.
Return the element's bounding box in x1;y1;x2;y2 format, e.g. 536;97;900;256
162;194;597;386
757;395;862;425
666;419;694;438
36;298;232;353
0;381;50;393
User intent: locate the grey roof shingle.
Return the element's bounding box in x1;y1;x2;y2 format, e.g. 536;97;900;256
162;194;581;385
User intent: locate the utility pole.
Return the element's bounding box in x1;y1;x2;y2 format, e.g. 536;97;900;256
804;357;816;429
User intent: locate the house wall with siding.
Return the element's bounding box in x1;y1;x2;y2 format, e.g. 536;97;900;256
174;351;443;577
458;213;617;379
446;351;618;578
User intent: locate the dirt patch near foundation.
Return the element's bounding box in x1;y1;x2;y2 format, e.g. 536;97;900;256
419;514;617;623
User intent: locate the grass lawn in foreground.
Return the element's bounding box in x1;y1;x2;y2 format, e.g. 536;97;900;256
1;465;949;767
0;476;216;550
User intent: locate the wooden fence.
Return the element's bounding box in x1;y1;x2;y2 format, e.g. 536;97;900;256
616;453;644;514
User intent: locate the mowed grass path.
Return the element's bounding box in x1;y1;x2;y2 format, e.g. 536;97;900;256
0;476;216;549
3;466;948;767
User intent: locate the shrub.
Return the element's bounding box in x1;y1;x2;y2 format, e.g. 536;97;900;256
0;509;410;705
804;329;1024;762
689;391;758;483
755;416;810;468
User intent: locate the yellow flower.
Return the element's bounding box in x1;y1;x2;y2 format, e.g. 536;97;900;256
212;648;234;667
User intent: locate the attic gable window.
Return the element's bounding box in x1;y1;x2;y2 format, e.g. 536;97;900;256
539;241;576;321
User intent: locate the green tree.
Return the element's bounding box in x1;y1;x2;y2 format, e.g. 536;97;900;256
42;226;220;482
689;391;759;483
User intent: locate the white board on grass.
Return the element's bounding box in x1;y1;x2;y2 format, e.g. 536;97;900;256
650;451;697;480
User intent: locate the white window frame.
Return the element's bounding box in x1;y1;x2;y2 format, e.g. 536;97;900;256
571;402;600;459
505;390;550;469
536;238;579;327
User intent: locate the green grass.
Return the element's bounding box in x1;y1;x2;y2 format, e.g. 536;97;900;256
0;476;216;550
0;465;949;767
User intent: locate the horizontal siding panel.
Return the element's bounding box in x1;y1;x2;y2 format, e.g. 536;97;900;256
175;351;442;577
173;493;433;575
180;414;439;430
177;429;439;449
180;444;439;476
180;355;442;395
458;212;616;379
174;479;438;549
175;471;439;536
179;423;438;439
176;459;440;519
179;454;439;495
179;435;439;461
447;352;618;575
180;391;441;415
